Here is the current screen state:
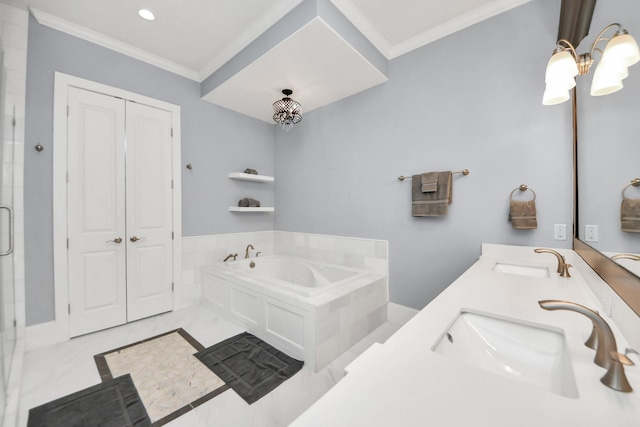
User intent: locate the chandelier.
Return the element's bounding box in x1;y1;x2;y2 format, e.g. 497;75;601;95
273;89;302;132
543;23;640;105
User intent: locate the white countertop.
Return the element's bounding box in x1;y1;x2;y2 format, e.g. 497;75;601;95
290;244;640;426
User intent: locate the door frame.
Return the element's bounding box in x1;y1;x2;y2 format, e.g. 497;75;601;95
37;72;182;346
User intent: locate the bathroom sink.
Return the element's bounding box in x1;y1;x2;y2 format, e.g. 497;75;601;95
432;310;578;398
492;263;550;278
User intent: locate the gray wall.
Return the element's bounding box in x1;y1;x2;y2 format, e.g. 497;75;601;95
26;0;604;324
24;15;276;325
274;0;575;309
577;0;640;255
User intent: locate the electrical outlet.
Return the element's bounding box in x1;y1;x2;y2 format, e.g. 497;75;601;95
585;225;599;242
554;224;567;241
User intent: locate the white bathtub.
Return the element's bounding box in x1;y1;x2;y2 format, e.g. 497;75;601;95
202;255;388;371
221;255;366;297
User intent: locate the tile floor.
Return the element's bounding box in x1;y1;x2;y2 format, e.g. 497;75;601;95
18;305;404;427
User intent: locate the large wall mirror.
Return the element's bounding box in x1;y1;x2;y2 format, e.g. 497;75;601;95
573;1;640;317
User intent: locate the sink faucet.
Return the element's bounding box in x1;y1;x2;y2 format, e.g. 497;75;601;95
534;248;572;277
539;300;633;392
610;253;640;261
245;244;255;259
223;253;237;262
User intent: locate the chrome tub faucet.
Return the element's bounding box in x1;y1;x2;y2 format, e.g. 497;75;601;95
539;299;634;392
534;248;572;277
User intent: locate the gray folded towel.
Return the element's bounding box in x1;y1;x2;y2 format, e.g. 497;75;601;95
509;200;537;229
238;198;261;207
412;171;452;217
420;172;438;193
244;168;258;175
621;197;640;232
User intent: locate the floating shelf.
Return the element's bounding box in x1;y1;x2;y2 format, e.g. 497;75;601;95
228;172;274;182
229;207;275;212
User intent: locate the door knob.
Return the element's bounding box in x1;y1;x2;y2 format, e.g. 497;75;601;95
130;236;142;242
107;237;123;244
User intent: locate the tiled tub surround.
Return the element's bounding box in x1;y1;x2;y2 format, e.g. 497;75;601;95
181;231;388;309
198;232;389;371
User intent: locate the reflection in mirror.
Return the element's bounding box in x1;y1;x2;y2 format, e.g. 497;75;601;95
572;0;640;317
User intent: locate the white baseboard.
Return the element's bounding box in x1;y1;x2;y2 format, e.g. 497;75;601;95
387;302;418;325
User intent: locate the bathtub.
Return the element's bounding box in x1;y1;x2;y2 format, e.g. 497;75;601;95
221;255;367;297
202;255;388;371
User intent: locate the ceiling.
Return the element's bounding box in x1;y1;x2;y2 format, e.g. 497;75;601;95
3;0;533;122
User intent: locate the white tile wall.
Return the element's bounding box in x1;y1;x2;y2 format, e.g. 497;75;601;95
1;4;29;427
182;230;389;310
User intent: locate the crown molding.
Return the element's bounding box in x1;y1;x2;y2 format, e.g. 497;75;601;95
197;0;304;80
30;7;200;81
329;0;393;58
331;0;532;60
388;0;533;59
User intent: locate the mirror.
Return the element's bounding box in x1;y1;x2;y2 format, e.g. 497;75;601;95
573;5;640;316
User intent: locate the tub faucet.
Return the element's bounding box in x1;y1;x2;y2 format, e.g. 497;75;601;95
539;300;634;392
534;248;572;277
223;253;237;262
245;244;255;259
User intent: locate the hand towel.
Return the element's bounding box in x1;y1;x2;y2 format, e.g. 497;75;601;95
411;171;452;217
509;200;537;229
621;197;640;232
420;172;438;193
238;198;261;207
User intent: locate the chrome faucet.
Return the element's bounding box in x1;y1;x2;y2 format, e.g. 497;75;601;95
534;248;572;277
245;244;255;259
539;300;634;392
223;253;237;262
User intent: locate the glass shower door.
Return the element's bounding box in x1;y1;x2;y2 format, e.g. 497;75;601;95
0;47;16;416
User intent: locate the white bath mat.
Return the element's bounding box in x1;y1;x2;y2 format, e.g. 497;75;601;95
94;329;228;426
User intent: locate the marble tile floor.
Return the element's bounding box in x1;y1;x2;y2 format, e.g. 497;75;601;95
17;305;404;427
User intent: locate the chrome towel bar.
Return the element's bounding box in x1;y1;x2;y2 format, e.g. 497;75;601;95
397;169;469;181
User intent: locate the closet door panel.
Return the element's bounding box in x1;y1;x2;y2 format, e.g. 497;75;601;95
125;101;174;321
67;87;127;337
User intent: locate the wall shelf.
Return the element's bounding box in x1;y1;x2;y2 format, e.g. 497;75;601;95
229;207;275;212
228;172;274;182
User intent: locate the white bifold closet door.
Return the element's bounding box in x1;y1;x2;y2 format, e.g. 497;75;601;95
67;87;173;337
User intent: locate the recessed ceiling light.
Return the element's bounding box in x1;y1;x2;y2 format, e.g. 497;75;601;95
138;9;155;21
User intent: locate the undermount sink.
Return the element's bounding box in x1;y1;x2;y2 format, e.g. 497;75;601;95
432;310;578;398
492;263;550;278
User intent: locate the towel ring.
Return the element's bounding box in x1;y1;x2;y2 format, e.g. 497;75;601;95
622;178;640;197
510;185;536;201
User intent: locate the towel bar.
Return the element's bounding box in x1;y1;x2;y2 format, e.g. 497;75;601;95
397;169;469;181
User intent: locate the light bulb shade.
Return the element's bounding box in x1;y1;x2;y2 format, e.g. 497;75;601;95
545;50;579;89
600;33;640;68
590;61;624;96
273;92;302;131
542;84;570;105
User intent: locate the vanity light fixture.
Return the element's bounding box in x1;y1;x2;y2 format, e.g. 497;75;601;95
272;89;302;132
543;23;640;105
138;9;155;21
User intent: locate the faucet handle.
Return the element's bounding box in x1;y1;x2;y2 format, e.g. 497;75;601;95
601;352;633;392
614;352;635;366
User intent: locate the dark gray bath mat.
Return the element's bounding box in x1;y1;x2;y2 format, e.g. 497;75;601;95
195;332;304;404
27;374;151;427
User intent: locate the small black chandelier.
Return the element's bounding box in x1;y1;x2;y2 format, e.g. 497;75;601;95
272;89;302;132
